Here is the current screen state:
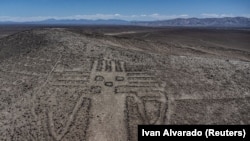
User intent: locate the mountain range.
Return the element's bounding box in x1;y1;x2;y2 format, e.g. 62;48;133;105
1;17;250;27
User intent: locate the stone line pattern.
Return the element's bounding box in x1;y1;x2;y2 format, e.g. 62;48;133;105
1;53;167;141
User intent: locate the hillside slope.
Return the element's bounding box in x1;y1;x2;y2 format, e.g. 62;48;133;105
0;28;249;141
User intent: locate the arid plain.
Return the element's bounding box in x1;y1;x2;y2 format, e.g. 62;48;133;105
0;26;249;141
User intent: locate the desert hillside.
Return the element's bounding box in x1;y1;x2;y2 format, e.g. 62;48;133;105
0;27;249;141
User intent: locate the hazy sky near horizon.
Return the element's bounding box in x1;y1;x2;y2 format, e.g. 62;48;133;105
0;0;249;21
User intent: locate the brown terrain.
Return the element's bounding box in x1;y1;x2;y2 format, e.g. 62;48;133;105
0;26;249;141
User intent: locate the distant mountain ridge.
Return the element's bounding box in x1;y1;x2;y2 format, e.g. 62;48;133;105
1;17;250;27
37;18;129;25
0;19;130;25
133;17;250;27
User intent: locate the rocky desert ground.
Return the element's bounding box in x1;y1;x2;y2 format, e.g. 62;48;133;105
0;26;249;141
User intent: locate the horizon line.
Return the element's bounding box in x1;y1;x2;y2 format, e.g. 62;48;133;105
0;13;250;22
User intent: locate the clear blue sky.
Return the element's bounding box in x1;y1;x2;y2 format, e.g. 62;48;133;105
0;0;249;21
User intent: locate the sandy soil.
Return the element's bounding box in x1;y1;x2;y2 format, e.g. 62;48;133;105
0;27;249;141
